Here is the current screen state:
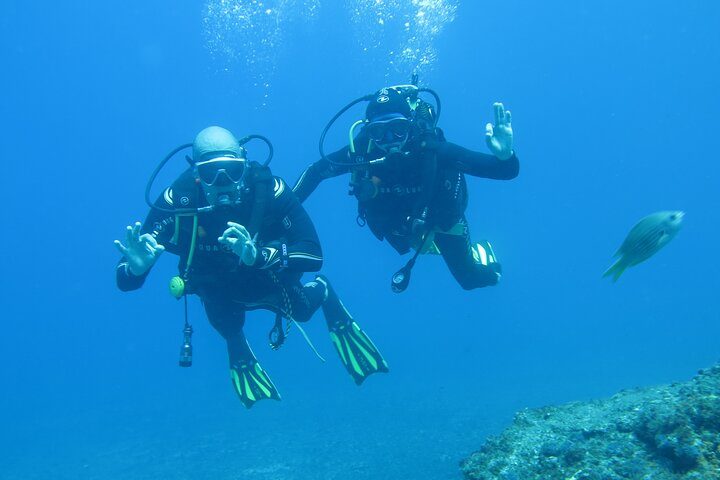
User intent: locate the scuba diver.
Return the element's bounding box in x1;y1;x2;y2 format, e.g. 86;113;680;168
293;80;519;293
114;126;387;409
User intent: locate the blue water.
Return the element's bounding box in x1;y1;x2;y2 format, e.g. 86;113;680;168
2;1;719;478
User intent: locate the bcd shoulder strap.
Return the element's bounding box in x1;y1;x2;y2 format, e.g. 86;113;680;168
245;161;274;237
169;168;204;246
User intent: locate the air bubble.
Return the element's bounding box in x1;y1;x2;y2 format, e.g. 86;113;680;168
203;0;321;89
202;0;455;97
345;0;457;77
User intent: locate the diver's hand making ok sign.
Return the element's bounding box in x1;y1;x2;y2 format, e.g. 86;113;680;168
485;102;514;160
218;222;258;266
114;221;165;276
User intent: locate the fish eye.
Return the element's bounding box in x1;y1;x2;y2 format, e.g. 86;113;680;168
670;214;678;221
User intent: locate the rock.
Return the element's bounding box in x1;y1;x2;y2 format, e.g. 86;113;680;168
460;365;720;479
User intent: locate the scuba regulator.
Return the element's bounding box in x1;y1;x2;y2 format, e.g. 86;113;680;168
146;134;274;367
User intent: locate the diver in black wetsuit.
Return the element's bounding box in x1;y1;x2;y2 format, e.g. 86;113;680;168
114;126;387;409
293;84;519;292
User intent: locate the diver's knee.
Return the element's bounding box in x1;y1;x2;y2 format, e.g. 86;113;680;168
458;278;479;291
458;241;502;289
205;311;242;338
289;279;327;322
456;268;500;290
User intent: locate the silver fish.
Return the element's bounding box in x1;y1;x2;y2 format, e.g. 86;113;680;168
603;211;684;282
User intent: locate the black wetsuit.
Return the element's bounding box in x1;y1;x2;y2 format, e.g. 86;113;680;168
116;167;325;359
293;130;519;290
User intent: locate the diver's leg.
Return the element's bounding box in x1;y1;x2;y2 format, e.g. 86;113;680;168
434;217;501;291
202;296;245;339
286;279;328;323
202;298;281;408
314;276;389;385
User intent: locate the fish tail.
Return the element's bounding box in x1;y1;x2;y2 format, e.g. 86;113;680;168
602;258;626;282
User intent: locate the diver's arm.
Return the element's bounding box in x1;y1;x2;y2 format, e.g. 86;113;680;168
434;140;519;180
292;146;352;203
115;188;177;292
254;179;323;272
434;101;518;179
116;259;150;291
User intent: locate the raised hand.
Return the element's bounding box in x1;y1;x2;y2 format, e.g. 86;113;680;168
485;102;514;160
218;221;258;266
114;222;165;276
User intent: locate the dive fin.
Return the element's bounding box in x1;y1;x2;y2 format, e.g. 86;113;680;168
316;275;389;385
228;339;281;409
602;258;627;282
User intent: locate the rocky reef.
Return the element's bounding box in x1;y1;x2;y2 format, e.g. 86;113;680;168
461;365;720;480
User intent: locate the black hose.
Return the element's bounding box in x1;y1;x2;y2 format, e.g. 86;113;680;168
319;94;375;166
145;143;195;214
239;134;274;166
418;88;441;126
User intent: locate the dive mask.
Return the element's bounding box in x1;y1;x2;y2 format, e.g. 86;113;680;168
365;115;410;152
196;156;247;185
195;156;247;206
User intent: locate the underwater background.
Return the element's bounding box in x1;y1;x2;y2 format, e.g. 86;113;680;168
2;1;719;478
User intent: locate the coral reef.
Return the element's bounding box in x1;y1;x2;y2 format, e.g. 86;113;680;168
461;365;720;480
